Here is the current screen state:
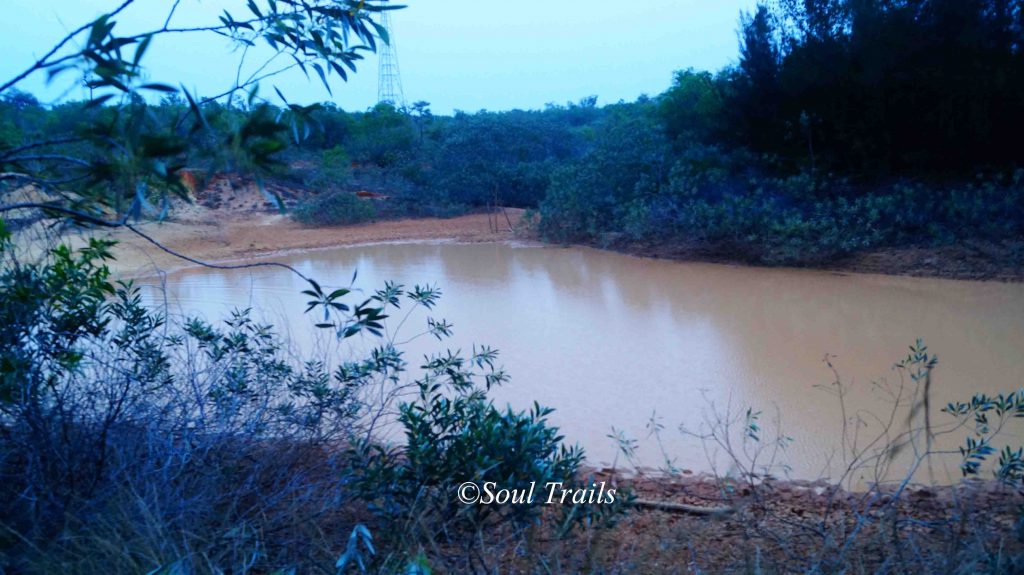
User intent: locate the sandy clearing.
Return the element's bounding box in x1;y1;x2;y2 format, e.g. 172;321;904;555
86;209;529;277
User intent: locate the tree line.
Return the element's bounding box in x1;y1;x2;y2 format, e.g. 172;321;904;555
7;1;1023;266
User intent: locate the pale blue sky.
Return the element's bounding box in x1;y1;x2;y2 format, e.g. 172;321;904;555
2;1;757;114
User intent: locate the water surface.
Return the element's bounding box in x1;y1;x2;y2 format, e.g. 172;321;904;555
144;242;1024;484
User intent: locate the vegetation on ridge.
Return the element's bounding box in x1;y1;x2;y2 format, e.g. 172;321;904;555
1;0;1024;572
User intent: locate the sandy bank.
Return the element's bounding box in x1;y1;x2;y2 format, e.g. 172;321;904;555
16;200;1020;281
91;209;527;277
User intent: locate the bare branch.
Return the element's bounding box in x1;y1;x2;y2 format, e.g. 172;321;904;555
0;137;85;160
162;0;183;30
124;221;312;281
0;202;312;281
0;0;136;94
4;154;91;167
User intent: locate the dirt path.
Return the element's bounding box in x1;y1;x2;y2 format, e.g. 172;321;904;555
95;209;527;277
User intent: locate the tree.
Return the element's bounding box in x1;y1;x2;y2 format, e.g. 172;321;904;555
658;69;724;146
0;5;599;571
726;0;1024;175
409;100;433;145
0;0;400;223
732;4;783;155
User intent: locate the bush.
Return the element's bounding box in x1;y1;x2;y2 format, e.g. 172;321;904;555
304;145;351;192
427;110;585;208
293;190;377;226
540;141;1024;266
351;345;587;539
538;102;671;243
0;228;598;572
0;234;369;572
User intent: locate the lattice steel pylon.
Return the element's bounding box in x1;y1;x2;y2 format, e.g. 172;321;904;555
376;1;405;109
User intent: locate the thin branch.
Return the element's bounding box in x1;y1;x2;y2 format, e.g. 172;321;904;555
162;0;183;30
200;60;302;106
0;202;122;227
4;155;91;167
233;42;253;96
0;202;312;282
0;172;89;186
0;0;136;93
124;221;311;282
0;137;85;160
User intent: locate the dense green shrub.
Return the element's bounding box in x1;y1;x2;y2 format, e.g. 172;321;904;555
541;138;1024;265
351;345;586;534
293;190;377;226
658;69;726;147
427;108;591;208
304;145;351;192
538;101;671;243
345;103;417;169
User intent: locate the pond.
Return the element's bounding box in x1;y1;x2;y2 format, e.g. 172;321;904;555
144;241;1024;485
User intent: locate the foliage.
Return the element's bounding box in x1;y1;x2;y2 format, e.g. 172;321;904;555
727;0;1024;175
539;101;671;243
4;0;1024;269
305;145;352;192
0;233;595;572
538;0;1024;264
0;239;366;571
426;104;595;208
0;0;396;220
333;285;620;570
2;0;1024;571
658;69;725;146
346;103;417;169
0;2;596;572
293;190;377;226
0;233;117;403
946;390;1024;486
351;347;585;532
542;133;1024;264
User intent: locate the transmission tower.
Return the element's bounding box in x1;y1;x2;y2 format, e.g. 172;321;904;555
376;1;405;108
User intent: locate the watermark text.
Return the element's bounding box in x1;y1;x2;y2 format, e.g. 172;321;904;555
456;481;616;505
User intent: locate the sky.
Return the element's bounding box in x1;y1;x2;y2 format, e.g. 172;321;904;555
1;0;758;115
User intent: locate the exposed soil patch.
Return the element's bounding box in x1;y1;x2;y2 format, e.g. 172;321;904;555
95;207;526;277
476;471;1024;573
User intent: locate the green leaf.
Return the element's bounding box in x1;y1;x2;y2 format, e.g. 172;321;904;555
133;34;153;67
311;62;331;95
84;94;116;108
139;83;177;93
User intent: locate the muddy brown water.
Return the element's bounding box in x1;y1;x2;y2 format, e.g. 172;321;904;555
142;242;1024;486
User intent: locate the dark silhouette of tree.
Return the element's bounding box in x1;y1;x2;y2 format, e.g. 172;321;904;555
732;5;783;156
726;0;1024;177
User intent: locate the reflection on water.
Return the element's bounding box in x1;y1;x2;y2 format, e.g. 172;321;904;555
142;242;1024;484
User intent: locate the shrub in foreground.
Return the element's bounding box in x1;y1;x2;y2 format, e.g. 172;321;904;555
0;228;596;573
